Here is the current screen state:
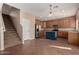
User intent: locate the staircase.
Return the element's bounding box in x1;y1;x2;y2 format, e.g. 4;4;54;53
2;14;21;48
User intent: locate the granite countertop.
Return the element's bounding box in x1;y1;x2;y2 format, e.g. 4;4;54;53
67;30;79;33
39;28;79;33
59;28;79;33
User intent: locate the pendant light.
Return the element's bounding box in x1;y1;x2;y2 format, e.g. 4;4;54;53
48;4;53;17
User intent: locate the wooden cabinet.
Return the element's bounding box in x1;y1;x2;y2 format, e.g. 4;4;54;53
58;31;62;37
39;31;68;39
39;31;45;39
41;21;46;28
45;16;76;28
68;32;79;45
58;31;68;38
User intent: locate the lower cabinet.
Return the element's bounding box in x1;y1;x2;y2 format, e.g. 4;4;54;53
68;32;79;45
39;31;45;39
58;31;68;39
39;31;68;39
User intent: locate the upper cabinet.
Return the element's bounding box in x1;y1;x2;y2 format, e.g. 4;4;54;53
35;16;76;29
45;16;76;28
40;21;46;28
35;19;46;29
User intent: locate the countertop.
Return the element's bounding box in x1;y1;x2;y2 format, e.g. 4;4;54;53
39;28;79;33
59;28;79;33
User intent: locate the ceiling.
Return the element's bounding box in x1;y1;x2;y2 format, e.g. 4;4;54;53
6;3;79;21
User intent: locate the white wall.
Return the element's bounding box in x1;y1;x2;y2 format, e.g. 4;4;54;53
0;13;4;50
9;7;22;40
0;3;5;50
0;26;4;50
76;8;79;30
20;11;35;41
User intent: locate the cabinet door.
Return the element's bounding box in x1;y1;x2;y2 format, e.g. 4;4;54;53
41;21;46;28
58;31;63;37
68;32;79;45
58;31;68;38
40;31;45;39
62;31;68;38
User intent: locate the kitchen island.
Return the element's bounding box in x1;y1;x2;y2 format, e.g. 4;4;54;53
39;28;79;45
40;28;75;39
